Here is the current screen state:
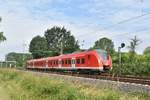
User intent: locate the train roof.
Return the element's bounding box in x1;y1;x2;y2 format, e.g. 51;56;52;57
53;49;96;58
28;49;106;62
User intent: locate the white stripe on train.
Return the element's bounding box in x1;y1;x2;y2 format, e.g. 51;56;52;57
27;66;104;71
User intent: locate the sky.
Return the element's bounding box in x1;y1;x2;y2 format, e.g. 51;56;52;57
0;0;150;60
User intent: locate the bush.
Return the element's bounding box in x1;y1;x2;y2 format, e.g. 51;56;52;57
111;63;150;76
111;52;150;76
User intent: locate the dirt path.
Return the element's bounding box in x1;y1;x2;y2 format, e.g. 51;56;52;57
0;86;10;100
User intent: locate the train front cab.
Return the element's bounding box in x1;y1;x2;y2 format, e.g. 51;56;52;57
95;49;112;72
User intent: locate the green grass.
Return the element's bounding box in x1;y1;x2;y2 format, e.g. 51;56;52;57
0;68;149;100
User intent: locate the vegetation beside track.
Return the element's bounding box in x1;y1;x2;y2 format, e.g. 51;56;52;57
0;68;149;100
112;52;150;76
112;63;150;76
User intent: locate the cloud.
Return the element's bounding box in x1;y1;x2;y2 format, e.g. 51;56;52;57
0;0;150;60
114;0;150;9
109;10;140;23
114;0;137;5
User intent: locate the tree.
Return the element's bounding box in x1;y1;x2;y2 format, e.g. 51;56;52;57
44;26;80;54
144;46;150;55
29;35;49;58
5;52;32;67
0;18;6;42
128;36;141;54
127;36;141;62
92;37;114;54
0;32;6;42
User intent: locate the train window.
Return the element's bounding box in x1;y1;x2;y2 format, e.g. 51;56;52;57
49;61;51;65
88;55;91;60
68;60;71;64
65;60;68;64
81;58;85;64
77;59;80;64
53;61;55;65
55;60;56;65
62;60;64;65
56;60;58;65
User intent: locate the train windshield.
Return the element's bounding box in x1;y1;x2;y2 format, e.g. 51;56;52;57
96;49;108;60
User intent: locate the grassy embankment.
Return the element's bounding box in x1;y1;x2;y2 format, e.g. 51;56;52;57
0;68;149;100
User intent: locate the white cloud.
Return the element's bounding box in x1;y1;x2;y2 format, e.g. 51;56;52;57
0;0;93;60
114;0;150;9
109;10;140;23
0;0;150;60
114;0;137;5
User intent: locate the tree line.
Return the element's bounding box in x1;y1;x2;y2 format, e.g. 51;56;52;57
29;26;80;58
29;26;150;58
5;52;32;67
29;26;116;59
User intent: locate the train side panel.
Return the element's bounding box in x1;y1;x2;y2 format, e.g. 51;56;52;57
27;50;112;72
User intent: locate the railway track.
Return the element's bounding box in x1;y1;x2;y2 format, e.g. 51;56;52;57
59;72;150;85
27;69;150;86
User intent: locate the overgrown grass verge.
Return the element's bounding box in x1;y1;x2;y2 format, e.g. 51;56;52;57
0;68;149;100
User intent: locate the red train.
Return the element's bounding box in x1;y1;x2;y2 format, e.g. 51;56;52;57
27;49;112;72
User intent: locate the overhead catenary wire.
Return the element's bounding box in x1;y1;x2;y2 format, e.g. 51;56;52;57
76;12;150;39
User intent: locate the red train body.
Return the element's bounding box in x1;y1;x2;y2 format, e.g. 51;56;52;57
27;49;112;72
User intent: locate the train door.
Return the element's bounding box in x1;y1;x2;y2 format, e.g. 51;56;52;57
58;59;61;68
71;58;76;69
